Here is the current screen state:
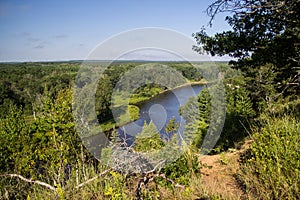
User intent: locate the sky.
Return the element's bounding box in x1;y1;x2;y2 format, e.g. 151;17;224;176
0;0;231;62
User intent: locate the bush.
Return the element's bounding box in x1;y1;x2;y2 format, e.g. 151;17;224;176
159;152;201;186
240;115;300;199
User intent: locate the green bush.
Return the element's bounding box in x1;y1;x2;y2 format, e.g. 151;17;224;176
159;152;201;186
240;115;300;199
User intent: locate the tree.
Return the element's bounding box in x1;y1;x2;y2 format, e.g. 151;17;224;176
28;89;81;172
181;73;255;152
0;89;84;198
165;117;179;140
134;121;165;153
0;103;27;173
95;75;114;122
180;88;212;150
215;75;255;152
193;0;300;103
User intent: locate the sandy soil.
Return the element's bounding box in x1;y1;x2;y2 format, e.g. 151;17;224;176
198;141;251;200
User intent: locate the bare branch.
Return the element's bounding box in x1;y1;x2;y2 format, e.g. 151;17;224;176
1;169;112;191
0;174;56;191
157;174;186;189
141;159;165;175
207;0;224;26
206;0;292;26
75;169;110;189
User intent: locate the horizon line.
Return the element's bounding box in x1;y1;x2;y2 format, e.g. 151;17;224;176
0;59;230;64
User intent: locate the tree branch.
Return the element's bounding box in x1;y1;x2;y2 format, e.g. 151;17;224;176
1;169;112;191
157;174;186;189
75;169;110;189
0;174;56;191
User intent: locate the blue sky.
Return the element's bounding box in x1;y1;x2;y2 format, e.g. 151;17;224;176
0;0;231;62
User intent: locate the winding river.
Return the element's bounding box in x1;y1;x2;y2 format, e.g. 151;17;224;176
117;83;204;145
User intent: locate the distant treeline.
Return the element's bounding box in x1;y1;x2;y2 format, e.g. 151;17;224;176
0;61;204;120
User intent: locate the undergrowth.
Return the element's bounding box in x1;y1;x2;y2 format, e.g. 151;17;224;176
239;100;300;199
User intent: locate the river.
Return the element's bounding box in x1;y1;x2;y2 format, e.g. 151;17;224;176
118;83;203;145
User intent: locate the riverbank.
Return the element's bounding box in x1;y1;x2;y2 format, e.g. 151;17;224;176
130;80;207;107
100;104;140;132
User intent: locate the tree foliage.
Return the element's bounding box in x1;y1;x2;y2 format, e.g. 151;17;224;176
0;89;89;199
193;0;300;102
181;70;254;153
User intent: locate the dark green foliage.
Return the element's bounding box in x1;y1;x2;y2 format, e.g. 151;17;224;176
197;88;212;123
0;62;80;116
193;0;300;103
0;103;27;173
215;75;255;152
170;63;202;81
165;117;180;138
131;83;166;103
180;88;212;150
95;75;114;122
244;63;278;111
181;70;254;153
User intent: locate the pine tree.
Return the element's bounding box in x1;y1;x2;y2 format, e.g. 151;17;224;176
165;117;179;140
197;87;212;123
134;121;165;152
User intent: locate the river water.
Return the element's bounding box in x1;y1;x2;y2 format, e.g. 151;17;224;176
118;84;203;145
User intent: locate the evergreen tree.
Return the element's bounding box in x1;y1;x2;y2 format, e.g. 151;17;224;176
134;121;165;152
165;117;179;140
197;87;212;123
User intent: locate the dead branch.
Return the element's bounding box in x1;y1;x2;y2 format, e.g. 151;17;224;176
1;169;111;191
0;174;56;191
157;174;185;189
136;172;186;198
75;169;110;189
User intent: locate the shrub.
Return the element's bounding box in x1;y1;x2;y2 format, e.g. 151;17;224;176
240;115;300;199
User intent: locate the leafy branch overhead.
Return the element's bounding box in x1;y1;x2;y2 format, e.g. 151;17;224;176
193;0;299;99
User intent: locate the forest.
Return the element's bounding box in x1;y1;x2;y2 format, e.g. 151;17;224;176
1;0;299;199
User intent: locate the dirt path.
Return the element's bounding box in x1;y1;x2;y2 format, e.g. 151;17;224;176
198;141;251;199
